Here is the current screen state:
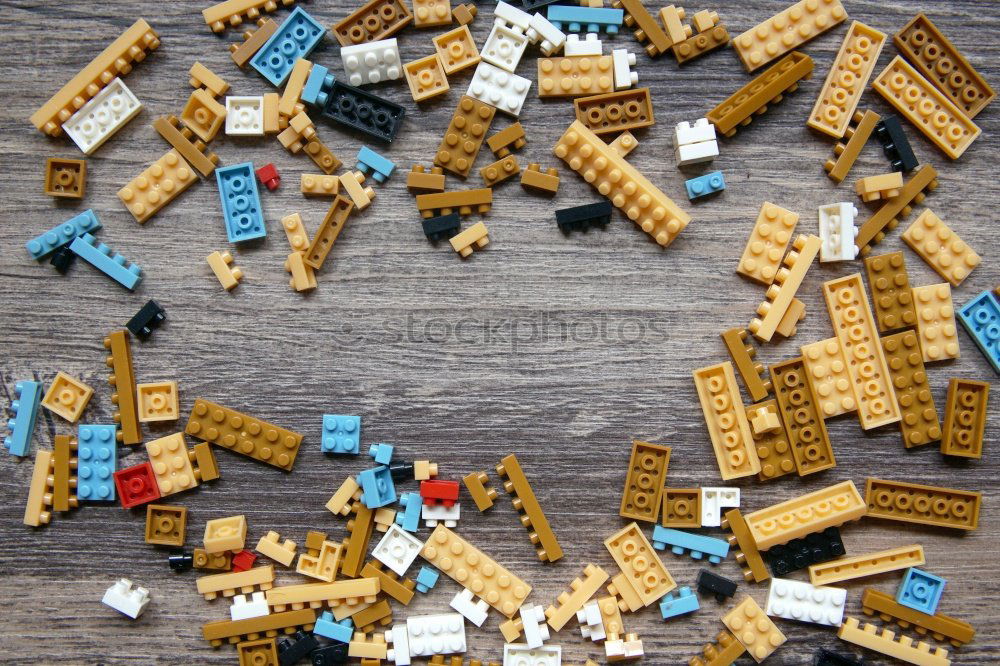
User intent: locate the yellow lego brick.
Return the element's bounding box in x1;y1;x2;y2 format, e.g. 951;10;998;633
736;202;799;286
911;283;960;362
856;172;903;202
204;515;248;553
194;548;232;571
326;476;361;516
103;329;141;444
433;25;480;75
361;560;416;605
837;617;950;666
693;362;760;480
119;149;198;223
604;522;675;607
197;565;275;601
856;164;938;256
822;274;901;429
185;398;303;471
349;633;387;660
202;609;317;647
278;58;312;118
137;381;179;422
748;234;820;342
538;55;616;98
340;171;375;211
285;251;317;293
808;544;924;586
373;507;396;532
42;372;93;423
902;210;981;287
733;0;847;72
189;61;229;97
745;480;865;549
865;477;980;531
721;328;771;403
462;470;497;511
301;174;340;197
800;338;856;417
203;0;303;32
206;250;243;291
722;596;785;662
281;213;310;254
146;433;199;496
807;21;886;138
421;524;531;617
181;88;227;143
404;54;450;102
23;450;54;527
412;0;451;26
450;222;490;258
256;531;297;567
263;92;280;133
872;56;981;159
619;440;671;522
296;540;342;582
658;5;692;45
545;564;609;631
266;577;379;612
597;594;624;636
414;460;438;480
606;571;644;613
882;330;942;448
496;453;564;562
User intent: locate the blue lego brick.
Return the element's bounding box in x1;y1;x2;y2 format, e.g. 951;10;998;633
216;163;266;243
315;612;353;643
685;171;726;200
4;380;42;457
651;526;729;564
250;8;327;86
321;414;360;454
415;565;440;593
659;586;700;620
959;290;1000;374
77;424;117;501
356;146;396;184
302;63;335;107
321;81;405;144
897;567;945;615
26;209;102;260
546;5;623;33
368;442;394;465
359;465;396;508
69;233;142;290
395;491;422;532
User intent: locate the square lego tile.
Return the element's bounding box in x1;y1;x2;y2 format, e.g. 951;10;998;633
42;371;94;422
145;504;187;546
137;381;179;422
322;414;361;453
896;567;946;615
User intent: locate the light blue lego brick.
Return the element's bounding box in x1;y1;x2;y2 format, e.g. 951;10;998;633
395;491;421;532
659;586;699;620
359;465;396;508
69;233;142;290
415;565;439;593
368;442;394;465
216;163;266;243
315;612;354;642
77;424;117;501
959;290;1000;374
897;567;946;615
356;146;396;184
322;414;360;454
685;171;725;200
651;526;729;564
302;63;335;107
26;209;102;260
4;380;42;457
546;5;623;33
251;8;326;86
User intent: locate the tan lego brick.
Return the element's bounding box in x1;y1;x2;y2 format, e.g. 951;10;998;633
203;0;301;33
721;328;771;402
722;596;785;662
351;599;393;633
911;283;961;362
197;565;275;601
866;478;981;531
604;522;675;607
463;470;497;511
361;560;416;605
301;174;340;197
296;540;341;581
661;488;700;528
278;58;312;118
693;362;760;480
745;480;865;549
597;594;624;637
404;54;450;102
373;507;396;532
435;96;495;179
856;164;938;256
809;544;924;586
486;122;527;157
230;18;278;67
496;453;563;562
902;210;981;287
103;330;141;444
612;0;672;57
733;0;846;71
237;637;278;666
838;617;950;666
414;460;438;480
722;508;769;583
326;476;362;516
881;331;942;448
281;213;310;255
266;577;379;612
808;21;886;138
450;222;490;258
145;504;187;546
746;400;795;482
349;632;388;659
204;515;248;554
189;61;229;96
520;164;559;195
407;165;446;193
207;251;243;290
672;25;730;64
44;158;86;199
860;588;975;648
51;435;78;512
333;0;413;46
480;155;520;187
194;548;232;571
185;399;303;471
538;55;616;98
824;109;880;183
341;502;375;577
941;378;989;459
119;148;198;224
864;251;917;333
202;608;317;647
769;358;835;475
193;442;220;483
304;531;327;556
691;9;719;33
775;296;806;339
256;531;297;567
545;564;609;631
285;251;318;292
417;189;493;219
573;88;655;136
181;88;227;142
619;440;670;522
748;234;820;342
145;433;199;496
801;337;856;418
707;52;814;136
152;115;220;178
688;630;746;666
736;202;799;286
23;450;54;527
137;381;179;423
658;5;690;45
304;196;354;271
608;131;638;157
413;0;451;27
606;571;643;613
856;172;903;202
41;372;93;423
263;92;280;133
434;25;480;75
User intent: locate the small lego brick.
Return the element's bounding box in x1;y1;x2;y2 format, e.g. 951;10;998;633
577;599;606;641
23;450;55;526
707;52;814;136
50;246;76;274
467;61;532;116
169;552;194;573
422;502;460;528
420;479;459;506
189;61;229;98
541;564;608;632
521;164;559;195
301;174;340;198
723;595;786;661
690;9;719;32
538;55;617;98
808;21;886;138
395;491;422;532
341;38;402;87
119;148;198;225
865;251;917;333
896;568;946;615
674;118;718;166
204;515;248;555
608;0;669;56
494;0;532;32
659;587;699;621
316;612;355;643
350;628;390;657
216;163;266;243
434;96;495;179
315;644;350;666
362;560;416;605
407;165;446;194
4;380;42;457
860;588;974;648
565;32;603;57
202;0;299;32
453;2;476;25
322;81;405;144
858;166;939;257
113;462;160;509
152;115;220;178
404;613;465;656
449;222;490;258
302;62;334;108
434;26;480;75
605;631;643;662
693;362;759;480
697;569;737;603
866;477;981;531
574;88;654;136
496;453;563;562
605;522;675;607
503;645;561;666
102;578;150;619
746;480;865;550
766;527;845;576
261;92;280;133
277;630;319;663
285;251;318;292
747;231;819;340
700;487;739;527
145;432;199;496
42;372;93;423
333;0;412;46
548;4;622;34
296;539;342;581
250;8;326;86
202;609;317;647
368;442;394;465
685;171;725;200
415;566;439;593
181;88;227;143
652;526;729;564
657;4;689;44
69;234;142;290
224;96;264;136
322;414;361;454
237;637;279;666
672;25;730;64
278;57;313;118
660;488;700;527
255;531;297;567
194;548;233;571
372;523;422;576
810;544;924;586
44;157;86;199
911;283;961;362
766;578;845;627
902;210;980;287
959;290;1000;373
555;201;612;233
206;251;243;291
525;11;566;56
487;123;527;157
411;0;451;27
146;504;187;547
50;434;78;512
304;196;354;270
342;502;377;577
482;23;529;73
823;111;880;184
874;115;918;173
838;617;950;666
619;440;670;522
374;506;397;532
230;17;278;67
688;630;746;666
63;78;142;155
720;328;769;402
881;331;942;448
818;202;859;262
125;300;165;340
421;213;461;243
280;112;342;175
450;588;489;627
856;172;903;202
101;334;140;445
136;381;179;423
356;147;395;185
736;202;799;285
481;155;521;187
941;378;989;458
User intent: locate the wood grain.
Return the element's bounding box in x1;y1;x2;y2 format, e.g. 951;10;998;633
0;1;997;664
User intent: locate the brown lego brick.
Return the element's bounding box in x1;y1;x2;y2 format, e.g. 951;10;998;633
416;189;493;219
341;502;376;577
202;608;316;647
102;331;140;444
882;330;942;448
732;0;846;72
660;488;700;528
181;88;227;143
520;164;559;195
434;25;480;75
707;52;814;137
721;328;771;402
611;0;673;57
189;61;229;97
496;454;563;562
361;560;416;605
304;530;327;555
30;19;160;137
486;122;526;157
44;158;86;199
145;504;187;547
404;54;450;102
672;25;730;64
352;599;393;633
237;638;279;666
480;155;520;187
204;515;248;553
185;399;303;471
941;378;989;459
823;109;879;183
861;588;975;648
688;630;746;666
296;540;341;582
153;115;220;178
434;96;495;179
736;202;800;286
865;477;980;530
203;0;301;33
619;440;670;523
304;196;354;270
41;372;93;423
604;523;675;607
278;113;342;176
573;88;654;136
51;435;78;512
453;2;476;25
748;234;821;342
229;18;278;67
119;149;198;224
462;470;497;511
769;357;835;475
856;164;938;256
864;251;918;333
746;481;865;549
808;22;886;138
333;0;413;46
406;165;446;194
693;362;760;480
746;400;795;482
194;548;232;571
23;450;54;527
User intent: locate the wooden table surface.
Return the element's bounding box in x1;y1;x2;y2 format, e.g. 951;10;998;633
1;1;997;664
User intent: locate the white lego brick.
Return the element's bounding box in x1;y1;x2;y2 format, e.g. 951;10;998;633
520;603;551;649
467;62;531;117
675;141;719;166
422;502;460;528
386;624;412;666
766;578;847;627
576;600;606;642
611;49;638;90
701;487;739;527
503;644;562;666
373;523;424;576
225;96;264;136
564;33;602;57
482;23;529;73
494;0;531;32
675;118;717;146
406;613;467;657
230;591;270;621
450;589;490;627
818;202;860;262
102;578;150;619
606;635;643;661
341;38;402;86
63;78;142;155
526;13;566;56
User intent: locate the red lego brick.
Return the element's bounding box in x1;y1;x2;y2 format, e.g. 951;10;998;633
420;479;460;506
231;549;258;572
113;462;161;509
256;163;281;191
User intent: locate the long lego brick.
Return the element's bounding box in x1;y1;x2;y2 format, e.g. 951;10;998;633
610;0;671;57
748;234;821;341
693;362;760;480
902;210;981;287
865;477;980;531
30;19;160;136
341;502;375;577
415;189;493;217
856;164;938;255
304;196;354;270
23;450;54;526
619;440;670;522
958;290;1000;373
807;21;885;138
769;358;835;475
538;55;616;98
824;109;880;183
197;565;275;599
496;454;563;562
881;331;942;448
722;508;770;583
721;328;770;402
361;561;415;605
604;522;676;606
736;202;799;286
103;330;141;445
689;630;746;666
265;577;380;608
861;588;975;648
230;18;278;68
573;88;654;136
894;13;994;119
332;0;412;46
69;234;142;290
554;120;690;247
544;564;608;631
864;251;918;333
800;337;856;418
203;608;317;646
26;209;102;260
203;0;299;33
808;544;924;586
185;399;303;471
434;96;496;179
651;526;729;562
872;56;980;159
154;113;219;173
51;435;77;511
837;616;950;666
745;480;865;550
5;381;42;457
745;401;795;482
119;148;198;223
733;0;846;72
708;52;813;136
421;525;531;617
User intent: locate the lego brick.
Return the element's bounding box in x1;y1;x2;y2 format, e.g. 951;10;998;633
685;171;725;200
262;92;280;133
342;502;376;577
145;504;187;547
810;544;923;586
278;58;312;118
722;596;786;661
301;174;341;198
605;630;643;661
940;378;989;458
69;232;142;290
736;202;799;286
457;471;495;512
186;399;301;471
538;563;606;633
747;400;795;481
911;283;961;362
697;569;738;603
606;0;668;57
420;479;459;506
407;165;446;194
145;432;199;496
255;531;297;567
422;501;460;528
897;568;945;615
526;12;566;56
203;0;299;32
875;115;918;172
538;55;616;98
493;0;531;33
192;442;221;487
574;88;654;136
76;424;116;501
496;453;563;562
822;112;879;184
26;209;102;261
657;4;689;44
352;600;393;633
102;578;150;619
675;118;718;166
652;526;729;564
449;222;490;258
333;0;412;46
204;516;247;555
483;23;529;73
417;189;494;220
118;148;198;225
207;251;243;291
895;13;994;118
673;24;730;64
152;115;220;178
689;630;746;666
368;443;394;466
745;480;865;550
800;338;855;418
356;147;395;184
302;63;334;107
481;155;521;187
838;617;950;666
230;17;278;67
42;372;93;423
250;8;325;86
202;609;317;647
452;2;476;25
44;157;86;199
113;462;160;509
691;9;719;32
136;381;179;423
446;590;487;631
701;487;739;527
372;523;422;576
857;165;938;256
4;380;42;457
126;300;166;340
521;163;560;195
604;522;675;606
902;210;981;287
181;88;227;143
194;548;233;571
766;578;846;627
555;200;612;233
734;0;845;72
279;113;342;175
232;550;258;572
503;645;561;666
50;435;77;513
285;251;317;292
857;172;904;202
659;586;699;621
415;566;439;594
412;0;451;28
467;62;532;117
547;5;623;34
708;51;814;136
49;246;75;274
659;488;700;528
818;202;859;262
431;27;479;78
363;560;416;606
189;61;229;97
268;577;376;613
619;440;670;522
315;612;355;643
304;197;354;271
237;637;278;666
609;49;637;91
860;588;974;648
959;290;1000;373
216;163;266;243
23;450;54;526
404;613;465;657
322;80;405;143
881;330;942;448
419;213;460;243
692;362;759;480
747;233;820;341
225;96;264;136
765;527;845;576
808;21;885;138
564;33;602;57
868;477;982;531
719;329;768;404
279;213;310;255
402;53;449;103
865;251;918;333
